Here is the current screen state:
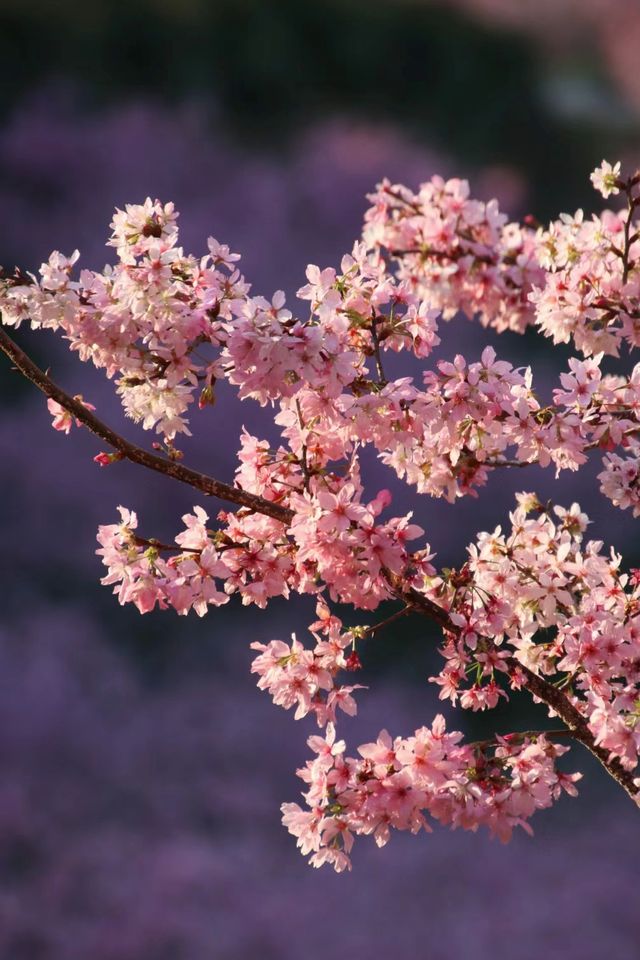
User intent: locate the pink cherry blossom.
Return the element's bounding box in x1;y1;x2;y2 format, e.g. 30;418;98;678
47;395;95;433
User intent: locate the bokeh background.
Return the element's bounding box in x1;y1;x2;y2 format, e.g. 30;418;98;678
1;2;639;957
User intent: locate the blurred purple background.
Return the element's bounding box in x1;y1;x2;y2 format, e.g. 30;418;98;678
1;3;639;957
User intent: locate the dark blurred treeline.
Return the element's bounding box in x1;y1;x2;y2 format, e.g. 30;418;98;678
2;0;638;217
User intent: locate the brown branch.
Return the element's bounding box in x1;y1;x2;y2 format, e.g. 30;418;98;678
387;577;640;805
358;603;415;637
132;535;189;554
369;312;387;385
0;325;294;525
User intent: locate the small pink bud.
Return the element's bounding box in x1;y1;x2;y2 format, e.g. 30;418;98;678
93;451;123;467
369;488;392;516
198;384;215;409
345;651;362;672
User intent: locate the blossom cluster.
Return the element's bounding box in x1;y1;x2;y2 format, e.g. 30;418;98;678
363;175;544;334
250;604;362;728
0;200;445;441
271;347;640;505
599;439;640;516
430;493;640;773
96;465;428;616
96;504;296;614
531;205;640;357
365;162;640;364
282;719;579;872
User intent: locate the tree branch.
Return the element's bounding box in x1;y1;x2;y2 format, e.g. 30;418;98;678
388;578;640;804
0;325;293;525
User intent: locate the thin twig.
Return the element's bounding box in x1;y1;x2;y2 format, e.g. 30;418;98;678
360;603;414;637
133;535;188;553
369;312;387;384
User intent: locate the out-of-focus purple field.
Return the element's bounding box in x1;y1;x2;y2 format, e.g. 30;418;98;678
1;4;640;955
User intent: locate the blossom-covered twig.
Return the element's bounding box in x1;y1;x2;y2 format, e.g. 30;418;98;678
3;163;640;870
387;575;639;803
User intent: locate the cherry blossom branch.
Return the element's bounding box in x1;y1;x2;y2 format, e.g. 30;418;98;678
4;164;640;870
0;325;293;525
387;577;640;804
511;664;639;801
5;316;637;802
